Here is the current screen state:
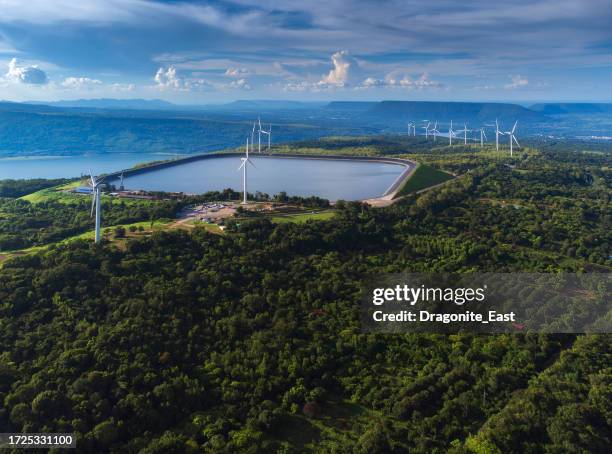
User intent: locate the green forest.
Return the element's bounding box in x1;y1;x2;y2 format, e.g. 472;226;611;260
0;137;610;453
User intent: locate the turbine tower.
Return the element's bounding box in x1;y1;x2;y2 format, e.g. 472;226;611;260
89;170;104;243
422;121;430;139
259;120;271;152
460;124;470;145
251;122;256;154
257;117;263;153
407;121;416;136
448;120;455;145
479;127;487;147
431;121;440;142
119;171;125;191
238;137;255;204
503;121;520;156
495;119;501;151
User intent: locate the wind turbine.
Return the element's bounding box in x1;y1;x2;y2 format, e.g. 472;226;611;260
479;127;487;147
119;171;125;191
495;119;501;151
407;122;416;136
259;120;271;152
257;117;263;153
460;124;470;145
503;121;520;156
448;120;456;145
430;121;440;142
422;121;431;139
89;170;104;243
238;137;255;204
251;122;256;154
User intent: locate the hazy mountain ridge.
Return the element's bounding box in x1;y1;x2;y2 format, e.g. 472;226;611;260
25;98;178;110
530;103;612;115
363;100;545;122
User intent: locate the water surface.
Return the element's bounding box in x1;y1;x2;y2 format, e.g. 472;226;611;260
108;156;406;201
0;153;180;180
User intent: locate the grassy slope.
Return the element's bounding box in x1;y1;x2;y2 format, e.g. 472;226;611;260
396;164;454;196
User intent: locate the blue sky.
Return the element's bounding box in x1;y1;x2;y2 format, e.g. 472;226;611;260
0;0;610;103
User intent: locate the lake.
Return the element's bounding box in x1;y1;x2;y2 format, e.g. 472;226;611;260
0;153;181;180
107;155;407;201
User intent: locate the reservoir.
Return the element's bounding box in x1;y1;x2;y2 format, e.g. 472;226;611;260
106;155;409;201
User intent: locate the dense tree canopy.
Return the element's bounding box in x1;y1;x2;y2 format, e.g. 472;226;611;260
0;140;609;452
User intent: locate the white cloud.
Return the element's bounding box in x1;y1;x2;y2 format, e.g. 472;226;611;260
226;78;251;90
359;72;442;89
319;50;353;87
154;65;183;89
5;58;48;84
283;50;361;92
61;76;102;89
505;74;529;89
283;81;314;92
110;82;135;92
224;67;250;77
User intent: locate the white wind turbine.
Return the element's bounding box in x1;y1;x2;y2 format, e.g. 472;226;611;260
407;122;416;136
503;121;520;156
448;120;456;145
259;119;272;152
485;119;502;151
459;123;471;145
238;137;255;204
494;119;501;151
422;121;431;139
250;122;256;154
430;121;440;142
479;127;487;147
89;170;104;243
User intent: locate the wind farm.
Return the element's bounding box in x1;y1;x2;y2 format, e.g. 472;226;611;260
406;117;521;155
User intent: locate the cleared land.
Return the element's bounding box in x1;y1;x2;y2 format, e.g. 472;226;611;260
269;211;336;224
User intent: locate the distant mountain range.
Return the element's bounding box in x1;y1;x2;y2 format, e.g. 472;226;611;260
530;103;612;115
0;99;610;156
361;101;543;123
14;98;612;119
25;98;179;110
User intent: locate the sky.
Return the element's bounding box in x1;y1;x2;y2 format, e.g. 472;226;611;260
0;0;610;104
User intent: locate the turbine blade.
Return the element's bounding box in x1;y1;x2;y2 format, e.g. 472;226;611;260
513;135;520;147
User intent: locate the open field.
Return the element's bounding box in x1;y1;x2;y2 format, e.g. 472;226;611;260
268;211;336;223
